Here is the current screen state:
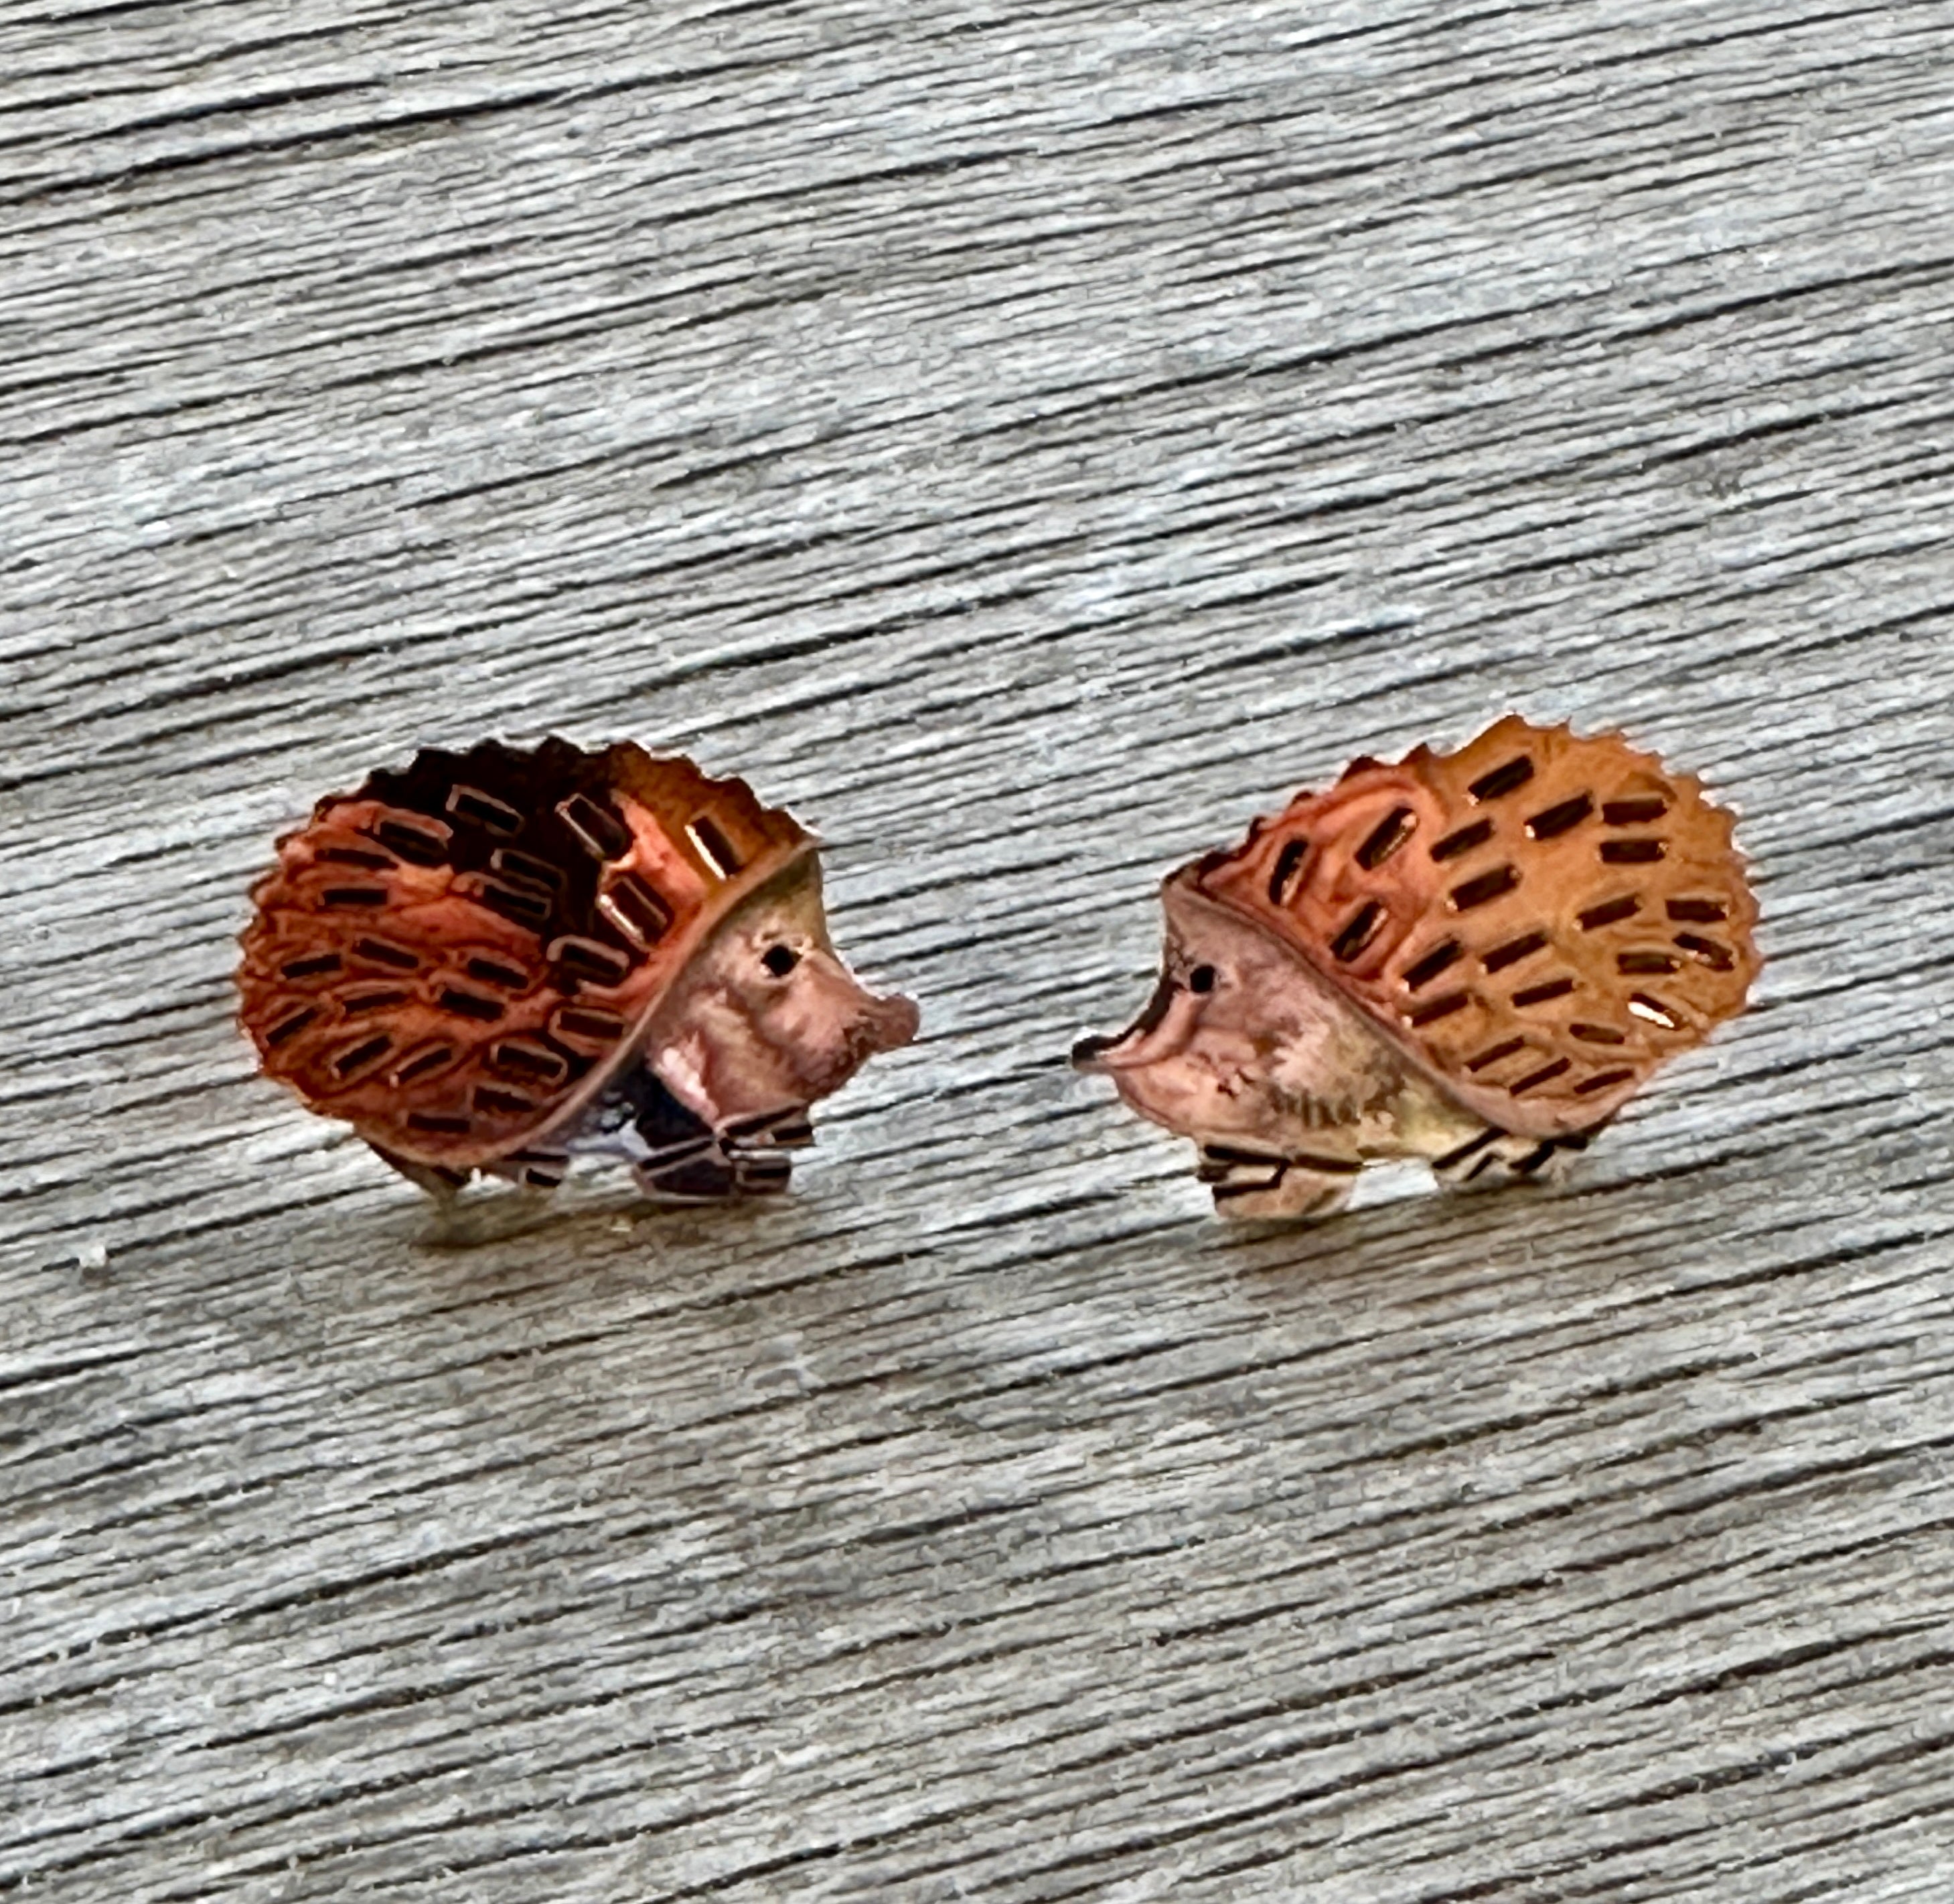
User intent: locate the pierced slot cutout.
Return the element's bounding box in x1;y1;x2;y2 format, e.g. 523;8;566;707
1513;975;1576;1008
1578;894;1640;931
1449;865;1519;911
1466;1036;1526;1073
352;937;419;970
473;1085;536;1117
339;987;408;1016
373;815;451;865
281;953;342;980
1267;838;1307;904
1667;897;1728;923
1469;757;1535;802
1603;796;1669;825
1329;900;1384;963
549;936;631;987
321;886;388;909
1600;839;1666;864
492;848;565;892
1525;793;1593;840
1509;1056;1572;1095
265;1006;320;1046
1576;1067;1635;1095
317;844;394;870
331;1034;393;1077
1355;807;1416;870
1431;818;1493;862
552;1005;625;1042
1572;1022;1627;1045
406;1111;472;1135
556;793;631;860
1482;929;1548;973
437;986;504;1023
686;815;743;879
1402;940;1463;990
599;874;674;949
446;784;523;834
476;879;553;929
466;955;530;991
491;1040;569;1085
520;1167;565;1190
1617;950;1680;975
1408;991;1469;1027
389;1043;456;1087
1629;994;1681;1028
1674;933;1735;970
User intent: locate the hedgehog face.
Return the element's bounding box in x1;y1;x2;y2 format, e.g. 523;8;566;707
1072;876;1397;1152
647;857;919;1131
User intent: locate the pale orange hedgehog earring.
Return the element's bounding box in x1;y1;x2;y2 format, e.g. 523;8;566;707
237;738;919;1202
1073;716;1760;1219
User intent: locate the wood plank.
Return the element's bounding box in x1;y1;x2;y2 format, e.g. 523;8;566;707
5;0;1953;1896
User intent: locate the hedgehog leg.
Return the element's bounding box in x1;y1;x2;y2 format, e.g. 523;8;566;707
1430;1126;1594;1193
1197;1141;1360;1220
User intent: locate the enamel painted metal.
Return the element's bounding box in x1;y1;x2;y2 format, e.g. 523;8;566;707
1073;716;1760;1219
238;738;919;1202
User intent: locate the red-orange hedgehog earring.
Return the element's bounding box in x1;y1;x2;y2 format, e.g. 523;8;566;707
238;738;918;1202
1073;716;1760;1218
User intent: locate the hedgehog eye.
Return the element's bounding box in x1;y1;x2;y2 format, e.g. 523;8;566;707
761;944;800;977
1187;964;1218;994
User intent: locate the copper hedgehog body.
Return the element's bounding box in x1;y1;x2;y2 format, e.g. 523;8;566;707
1073;716;1760;1218
238;738;918;1201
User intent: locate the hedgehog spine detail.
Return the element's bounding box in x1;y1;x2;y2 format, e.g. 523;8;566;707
1073;716;1760;1220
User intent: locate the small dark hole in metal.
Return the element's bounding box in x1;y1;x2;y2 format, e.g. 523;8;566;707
340;987;408;1016
280;953;342;980
1449;865;1519;911
1667;898;1728;923
688;814;743;878
1402;940;1463;990
1525;793;1593;840
1329;900;1384;963
265;1007;319;1046
477;880;552;929
492;848;565;892
1578;894;1640;931
473;1085;536;1117
374;817;451;866
1629;993;1681;1029
1617;950;1681;975
1466;1036;1526;1073
1431;818;1493;862
1674;933;1735;971
1267;838;1307;904
556;793;631;860
407;1111;472;1134
1603;797;1669;825
352;937;419;970
492;1040;568;1083
1509;1056;1572;1095
550;937;631;985
446;785;523;834
554;1006;625;1041
1600;838;1666;864
600;874;674;949
1408;990;1469;1026
1355;806;1416;870
390;1044;455;1085
1469;757;1535;802
1576;1067;1636;1095
332;1034;393;1077
1482;930;1548;973
1572;1022;1627;1045
321;886;388;908
1513;975;1576;1007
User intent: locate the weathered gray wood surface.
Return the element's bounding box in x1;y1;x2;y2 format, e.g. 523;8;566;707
5;1;1954;1897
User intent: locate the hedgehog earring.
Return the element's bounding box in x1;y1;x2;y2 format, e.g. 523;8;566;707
238;738;919;1203
1073;716;1760;1219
